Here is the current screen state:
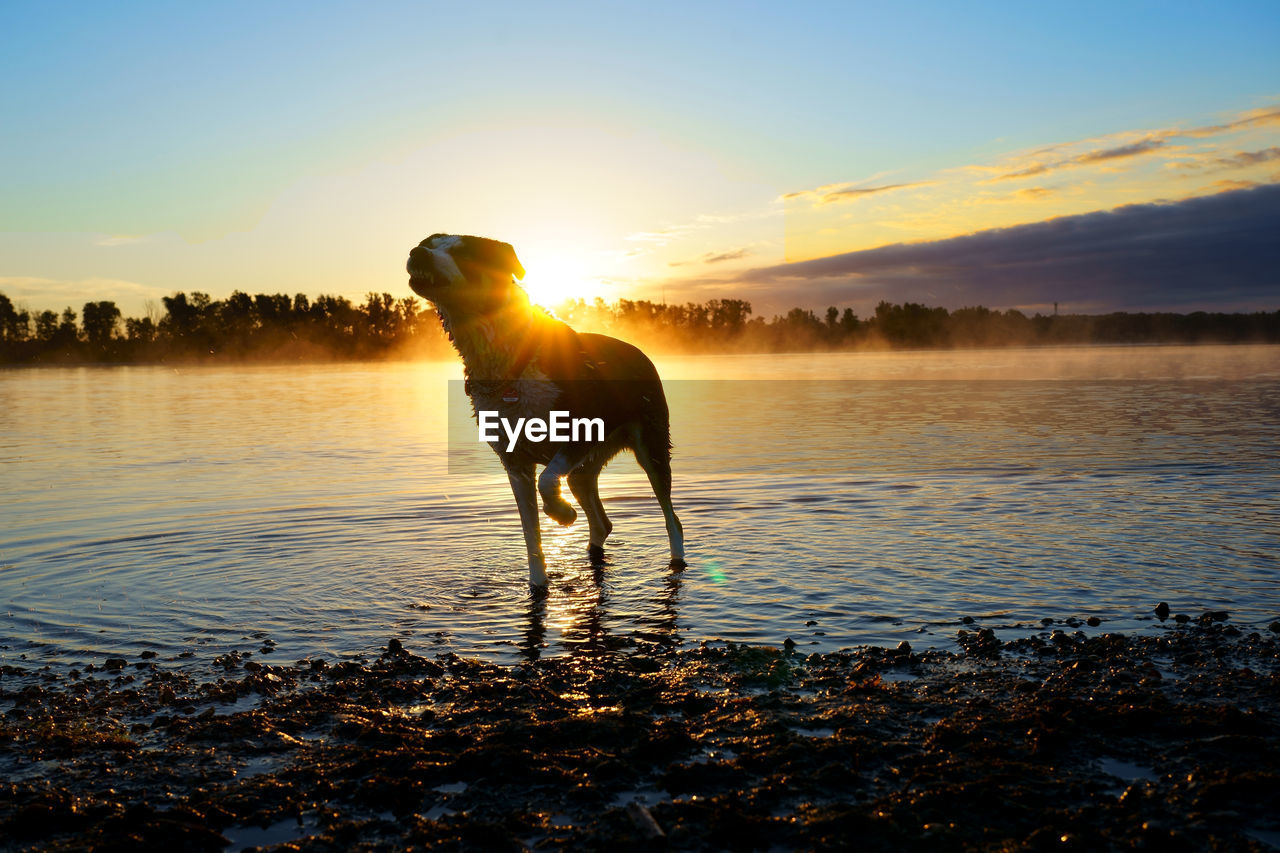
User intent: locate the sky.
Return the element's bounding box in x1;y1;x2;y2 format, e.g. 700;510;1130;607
1;0;1278;319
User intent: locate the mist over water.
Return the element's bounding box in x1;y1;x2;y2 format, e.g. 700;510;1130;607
2;346;1278;674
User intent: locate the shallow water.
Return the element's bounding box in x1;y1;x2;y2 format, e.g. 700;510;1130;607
2;346;1278;671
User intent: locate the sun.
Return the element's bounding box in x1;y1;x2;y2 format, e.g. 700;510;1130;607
517;248;599;309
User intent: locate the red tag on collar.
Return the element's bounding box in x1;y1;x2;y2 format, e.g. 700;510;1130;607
501;386;519;403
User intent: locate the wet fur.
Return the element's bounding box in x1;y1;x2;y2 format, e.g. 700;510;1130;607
407;234;685;586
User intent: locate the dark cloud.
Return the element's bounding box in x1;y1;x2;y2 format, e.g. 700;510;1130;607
729;184;1280;314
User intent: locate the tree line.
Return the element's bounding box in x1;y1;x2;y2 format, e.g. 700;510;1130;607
1;289;1277;364
554;297;1280;352
0;290;454;363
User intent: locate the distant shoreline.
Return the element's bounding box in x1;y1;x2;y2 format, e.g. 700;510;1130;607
3;336;1280;370
2;288;1277;365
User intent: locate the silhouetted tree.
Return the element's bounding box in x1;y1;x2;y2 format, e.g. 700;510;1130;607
840;308;860;335
35;310;59;342
56;308;79;346
82;300;121;345
126;316;157;344
873;301;949;347
161;293;199;337
0;293;29;342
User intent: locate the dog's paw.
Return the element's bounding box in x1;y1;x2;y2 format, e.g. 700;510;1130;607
542;499;577;527
528;557;549;588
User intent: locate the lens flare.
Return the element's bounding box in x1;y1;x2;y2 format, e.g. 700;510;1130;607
704;559;728;585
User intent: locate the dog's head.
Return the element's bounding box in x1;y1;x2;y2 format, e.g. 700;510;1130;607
407;234;527;312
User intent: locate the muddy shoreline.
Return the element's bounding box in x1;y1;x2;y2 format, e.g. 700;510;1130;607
3;614;1278;851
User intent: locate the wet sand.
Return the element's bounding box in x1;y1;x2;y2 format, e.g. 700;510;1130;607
2;613;1278;851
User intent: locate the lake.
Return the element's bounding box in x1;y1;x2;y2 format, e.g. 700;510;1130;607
2;345;1278;672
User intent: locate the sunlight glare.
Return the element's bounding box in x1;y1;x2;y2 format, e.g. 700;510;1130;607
518;247;599;309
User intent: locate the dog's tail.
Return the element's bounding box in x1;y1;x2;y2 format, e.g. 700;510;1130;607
638;382;675;487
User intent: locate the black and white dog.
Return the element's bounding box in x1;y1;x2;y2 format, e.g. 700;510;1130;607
407;234;684;587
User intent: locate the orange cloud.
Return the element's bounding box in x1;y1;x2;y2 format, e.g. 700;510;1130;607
1182;106;1280;138
668;247;752;267
780;180;935;206
1016;186;1054;200
992;137;1167;181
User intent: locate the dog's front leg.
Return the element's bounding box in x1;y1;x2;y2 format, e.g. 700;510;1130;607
538;449;588;527
507;464;548;587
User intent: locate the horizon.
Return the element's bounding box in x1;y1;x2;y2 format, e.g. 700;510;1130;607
2;2;1278;319
5;281;1280;327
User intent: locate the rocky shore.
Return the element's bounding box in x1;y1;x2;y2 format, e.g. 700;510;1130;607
2;613;1278;851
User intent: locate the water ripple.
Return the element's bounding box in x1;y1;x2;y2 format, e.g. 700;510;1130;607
2;351;1279;673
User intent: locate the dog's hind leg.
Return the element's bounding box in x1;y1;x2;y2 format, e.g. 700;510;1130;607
507;464;548;587
568;461;612;557
628;423;685;567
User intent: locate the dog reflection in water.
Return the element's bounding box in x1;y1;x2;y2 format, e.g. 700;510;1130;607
407;234;685;587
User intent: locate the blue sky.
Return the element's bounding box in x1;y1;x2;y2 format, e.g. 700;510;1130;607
2;1;1278;315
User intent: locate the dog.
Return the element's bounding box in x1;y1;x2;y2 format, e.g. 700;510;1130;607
406;234;684;587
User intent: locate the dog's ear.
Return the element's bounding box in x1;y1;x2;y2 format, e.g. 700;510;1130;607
464;237;526;281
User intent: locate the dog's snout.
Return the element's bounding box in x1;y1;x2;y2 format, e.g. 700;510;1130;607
407;246;434;278
407;245;443;296
407;245;430;268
